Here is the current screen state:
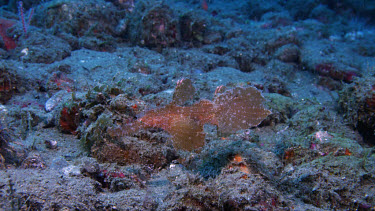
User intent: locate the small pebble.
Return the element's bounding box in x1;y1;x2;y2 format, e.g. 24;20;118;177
45;140;58;149
45;90;67;112
62;165;81;177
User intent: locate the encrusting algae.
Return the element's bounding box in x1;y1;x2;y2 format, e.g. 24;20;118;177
108;79;271;151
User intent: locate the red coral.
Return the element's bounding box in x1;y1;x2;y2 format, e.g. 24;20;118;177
365;85;375;110
49;72;75;92
0;18;16;50
0;69;17;103
59;106;80;135
102;169;125;178
315;63;357;83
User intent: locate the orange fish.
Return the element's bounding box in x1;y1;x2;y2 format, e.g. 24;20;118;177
108;82;271;152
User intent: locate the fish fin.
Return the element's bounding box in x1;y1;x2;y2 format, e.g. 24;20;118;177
167;115;205;151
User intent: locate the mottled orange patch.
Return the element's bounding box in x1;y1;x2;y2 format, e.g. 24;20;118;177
284;148;295;160
230;154;250;175
344;148;352;156
233;154;243;162
239;164;250;174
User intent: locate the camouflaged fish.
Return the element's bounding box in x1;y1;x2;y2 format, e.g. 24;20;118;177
108;79;271;151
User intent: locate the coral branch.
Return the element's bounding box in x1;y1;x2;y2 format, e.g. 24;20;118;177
18;1;33;37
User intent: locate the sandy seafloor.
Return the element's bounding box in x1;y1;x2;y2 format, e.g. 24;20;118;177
1;0;375;210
